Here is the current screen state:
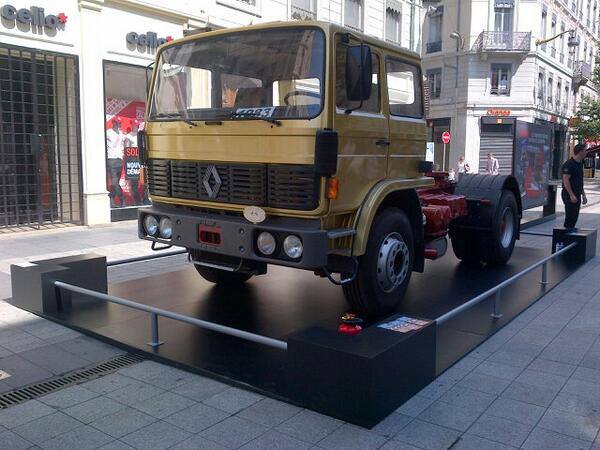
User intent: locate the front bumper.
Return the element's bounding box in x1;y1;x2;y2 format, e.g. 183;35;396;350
138;204;329;269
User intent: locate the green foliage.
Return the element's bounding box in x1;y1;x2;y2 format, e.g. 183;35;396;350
572;63;600;141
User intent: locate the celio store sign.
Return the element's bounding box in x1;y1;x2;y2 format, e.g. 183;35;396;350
126;31;173;52
0;4;67;31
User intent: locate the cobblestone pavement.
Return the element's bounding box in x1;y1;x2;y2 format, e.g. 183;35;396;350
0;199;599;449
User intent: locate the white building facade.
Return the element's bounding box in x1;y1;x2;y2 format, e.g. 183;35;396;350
0;0;423;229
421;0;598;175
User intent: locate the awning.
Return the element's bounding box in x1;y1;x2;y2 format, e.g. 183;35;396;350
386;0;403;14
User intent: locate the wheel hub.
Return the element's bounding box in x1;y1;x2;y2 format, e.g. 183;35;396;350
500;207;515;248
376;232;410;293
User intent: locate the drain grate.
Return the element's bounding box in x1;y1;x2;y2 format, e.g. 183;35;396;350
0;353;144;409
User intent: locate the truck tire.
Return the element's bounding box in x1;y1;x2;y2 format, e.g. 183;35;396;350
193;265;253;284
481;190;518;265
343;208;414;316
450;229;482;263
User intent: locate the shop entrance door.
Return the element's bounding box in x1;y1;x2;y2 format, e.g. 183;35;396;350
0;45;82;230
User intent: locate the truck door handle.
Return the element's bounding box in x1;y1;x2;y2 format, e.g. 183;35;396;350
375;139;390;147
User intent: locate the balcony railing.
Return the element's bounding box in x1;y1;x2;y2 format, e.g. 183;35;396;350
474;31;531;53
573;61;592;85
426;41;442;53
290;4;316;20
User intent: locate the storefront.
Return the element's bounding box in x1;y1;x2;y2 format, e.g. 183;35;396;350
0;0;207;228
426;118;451;171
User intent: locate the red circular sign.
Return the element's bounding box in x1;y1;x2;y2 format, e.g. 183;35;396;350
441;131;451;144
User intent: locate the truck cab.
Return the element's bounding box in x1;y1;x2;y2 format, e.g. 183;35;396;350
139;21;521;316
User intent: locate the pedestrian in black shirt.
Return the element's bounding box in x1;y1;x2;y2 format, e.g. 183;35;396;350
561;143;588;230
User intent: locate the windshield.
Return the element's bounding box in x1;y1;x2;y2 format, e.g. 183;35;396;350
149;27;325;122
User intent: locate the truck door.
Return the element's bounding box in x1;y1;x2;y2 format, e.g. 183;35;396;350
384;57;426;179
331;36;388;213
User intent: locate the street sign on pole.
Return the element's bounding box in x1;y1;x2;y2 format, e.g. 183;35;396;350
441;131;451;144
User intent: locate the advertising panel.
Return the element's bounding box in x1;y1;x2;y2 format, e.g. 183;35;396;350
513;121;553;210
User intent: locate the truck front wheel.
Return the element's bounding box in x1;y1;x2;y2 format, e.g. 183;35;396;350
343;208;414;316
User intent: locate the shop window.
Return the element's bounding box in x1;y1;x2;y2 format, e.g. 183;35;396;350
490;63;511;95
336;39;380;113
426;68;442;98
386;58;423;118
103;62;149;214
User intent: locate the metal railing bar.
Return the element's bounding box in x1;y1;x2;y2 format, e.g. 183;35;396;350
54;281;288;351
520;231;553;237
107;249;187;267
435;242;576;325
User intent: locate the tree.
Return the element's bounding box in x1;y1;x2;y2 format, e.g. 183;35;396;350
572;63;600;142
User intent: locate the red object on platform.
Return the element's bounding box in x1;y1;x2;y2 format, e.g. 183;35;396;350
338;323;363;335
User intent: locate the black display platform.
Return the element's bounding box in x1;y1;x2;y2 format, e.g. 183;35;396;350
8;242;582;426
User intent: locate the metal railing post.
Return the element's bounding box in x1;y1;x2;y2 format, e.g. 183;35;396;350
491;290;503;319
540;262;548;285
147;313;164;347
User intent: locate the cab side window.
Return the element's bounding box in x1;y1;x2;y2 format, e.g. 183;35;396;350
386;58;423;118
336;39;380;113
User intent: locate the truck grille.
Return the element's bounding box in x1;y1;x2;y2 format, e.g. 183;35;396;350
147;159;319;210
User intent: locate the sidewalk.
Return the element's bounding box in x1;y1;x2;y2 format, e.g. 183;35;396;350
0;205;599;449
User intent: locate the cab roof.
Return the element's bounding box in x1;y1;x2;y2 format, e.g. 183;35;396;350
161;20;421;63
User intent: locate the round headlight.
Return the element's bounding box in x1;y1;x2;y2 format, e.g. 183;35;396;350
283;235;303;259
159;217;173;239
143;215;159;236
257;232;276;256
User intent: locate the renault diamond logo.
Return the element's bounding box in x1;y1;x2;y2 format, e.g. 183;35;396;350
202;165;222;199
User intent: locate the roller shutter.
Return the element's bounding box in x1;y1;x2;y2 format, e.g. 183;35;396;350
479;135;514;175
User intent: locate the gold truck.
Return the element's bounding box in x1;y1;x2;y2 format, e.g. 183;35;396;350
138;21;522;315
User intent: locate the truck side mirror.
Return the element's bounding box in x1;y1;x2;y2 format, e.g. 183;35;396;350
346;44;372;102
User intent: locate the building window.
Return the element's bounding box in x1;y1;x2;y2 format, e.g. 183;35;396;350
426;68;442;98
540;7;547;51
344;0;363;31
547;76;553;105
426;6;443;53
490;64;511;95
560;23;566;63
385;4;402;43
290;0;317;19
565;83;570;110
217;0;260;15
550;14;557;57
537;71;545;104
494;0;514;32
556;79;562;110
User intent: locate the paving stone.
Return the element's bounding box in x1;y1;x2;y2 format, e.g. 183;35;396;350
200;416;268;448
202;387;263;414
371;412;412;438
97;441;137;450
572;366;600;384
0;429;33;450
63;396;127;424
487;349;536;368
18;345;91;375
562;378;600;402
1;334;47;353
393;419;460;450
120;420;192;450
276;409;343;444
169;435;228;450
522;426;591;450
0;354;53;388
40;425;113;450
467;413;533;447
12;411;81;445
119;361;193;389
84;373;137;395
378;440;425;450
538;408;600;442
163;402;229;433
515;369;568;390
105;379;165;406
416;378;455;400
472;360;523;381
486;397;546;426
451;433;517;450
240;429;311;450
317;423;388;450
437;386;495;413
528;358;578;377
90;407;157;438
501;381;561;407
57;337;125;364
168;376;229;402
0;400;55;429
456;371;512;395
418;400;482;432
38;385;99;409
130;390;195;419
395;395;435;417
238;398;302;427
551;392;600;420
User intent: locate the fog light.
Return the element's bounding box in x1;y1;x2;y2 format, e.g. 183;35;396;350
159;217;172;239
257;232;276;255
143;215;159;236
283;235;303;259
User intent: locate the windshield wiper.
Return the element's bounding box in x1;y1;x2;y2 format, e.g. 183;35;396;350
154;113;197;127
230;111;282;127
